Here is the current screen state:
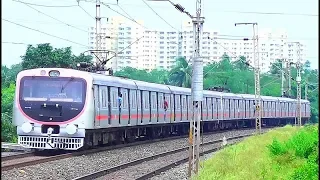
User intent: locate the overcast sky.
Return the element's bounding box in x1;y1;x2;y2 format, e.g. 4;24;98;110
2;0;318;69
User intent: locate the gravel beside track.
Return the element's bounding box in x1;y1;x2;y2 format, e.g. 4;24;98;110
95;138;242;180
1;128;269;180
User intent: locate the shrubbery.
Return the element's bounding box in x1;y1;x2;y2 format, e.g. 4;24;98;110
267;125;319;179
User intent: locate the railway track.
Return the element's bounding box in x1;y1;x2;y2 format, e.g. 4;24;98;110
1;129;237;171
73;133;254;180
1;127;271;174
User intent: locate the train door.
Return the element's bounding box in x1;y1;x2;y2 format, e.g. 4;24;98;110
129;89;138;126
157;93;164;123
187;95;192;121
142;91;150;124
170;94;174;123
217;97;222;120
119;88;129;126
93;85;101;128
181;95;187;122
234;99;238;119
202;97;208;121
224;99;229;120
207;98;212;121
98;86;108;128
230;99;234;119
174;94;181;122
150;92;157;124
109;87;119;127
137;90;142;125
164;94;171;123
212;98;217;120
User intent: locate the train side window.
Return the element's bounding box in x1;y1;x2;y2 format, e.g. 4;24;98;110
111;89;118;109
175;95;181;110
144;92;149;109
159;93;163;109
131;91;137;109
165;95;171;109
207;98;212;110
151;93;157;110
101;88;108;108
182;96;187;110
122;90;128;109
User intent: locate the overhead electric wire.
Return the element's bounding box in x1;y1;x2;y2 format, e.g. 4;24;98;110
77;3;95;19
217;34;318;41
106;36;145;61
2;18;89;47
117;4;137;23
101;2;148;29
141;0;178;31
219;10;318;17
14;0;89;33
12;0;78;8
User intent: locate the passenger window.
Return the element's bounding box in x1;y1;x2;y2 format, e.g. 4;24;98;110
144;92;149;109
152;94;157;109
101;88;108;108
122;91;128;109
112;90;118;108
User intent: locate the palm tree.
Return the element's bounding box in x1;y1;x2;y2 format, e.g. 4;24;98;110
168;57;192;88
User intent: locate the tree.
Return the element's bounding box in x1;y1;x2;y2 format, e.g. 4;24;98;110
21;43;93;70
269;59;283;75
168;57;192;88
1;63;22;88
232;56;250;71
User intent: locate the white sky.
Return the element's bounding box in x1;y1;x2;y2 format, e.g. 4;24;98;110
2;0;319;69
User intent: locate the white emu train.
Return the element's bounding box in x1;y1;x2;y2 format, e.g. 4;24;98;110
13;68;311;150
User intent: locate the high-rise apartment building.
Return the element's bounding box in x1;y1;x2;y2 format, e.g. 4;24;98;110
88;17;307;72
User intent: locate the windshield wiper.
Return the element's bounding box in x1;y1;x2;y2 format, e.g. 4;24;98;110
60;77;74;93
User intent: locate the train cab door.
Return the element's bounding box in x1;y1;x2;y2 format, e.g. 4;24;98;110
93;85;101;128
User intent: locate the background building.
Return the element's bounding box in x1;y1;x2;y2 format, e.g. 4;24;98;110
88;17;307;73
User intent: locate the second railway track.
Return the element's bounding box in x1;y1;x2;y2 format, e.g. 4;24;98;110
73;133;254;180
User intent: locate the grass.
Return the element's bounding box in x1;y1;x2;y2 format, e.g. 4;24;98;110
195;124;319;180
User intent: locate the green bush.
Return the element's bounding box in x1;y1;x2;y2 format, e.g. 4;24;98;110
1;113;17;143
267;126;319;180
291;160;318;180
268;138;288;156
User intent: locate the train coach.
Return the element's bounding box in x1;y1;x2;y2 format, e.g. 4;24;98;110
13;68;311;150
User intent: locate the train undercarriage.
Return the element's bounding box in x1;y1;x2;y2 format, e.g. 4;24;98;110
83;117;309;149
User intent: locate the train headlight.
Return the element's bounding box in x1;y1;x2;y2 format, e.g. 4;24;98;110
21;122;33;133
66;124;77;135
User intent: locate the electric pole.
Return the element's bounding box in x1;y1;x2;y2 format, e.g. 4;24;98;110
148;0;203;177
235;22;261;134
296;42;302;127
305;81;308;100
189;0;204;177
95;0;102;65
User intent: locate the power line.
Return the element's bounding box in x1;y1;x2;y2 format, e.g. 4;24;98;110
117;4;137;23
2;18;89;47
141;0;178;31
2;41;88;48
12;0;78;8
77;2;95;19
107;36;145;61
14;0;89;33
219;10;318;17
101;2;148;29
217;34;318;41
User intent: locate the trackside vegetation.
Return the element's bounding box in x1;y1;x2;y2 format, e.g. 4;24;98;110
195;125;319;180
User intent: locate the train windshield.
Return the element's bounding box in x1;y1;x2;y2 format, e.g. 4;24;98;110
20;77;86;103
